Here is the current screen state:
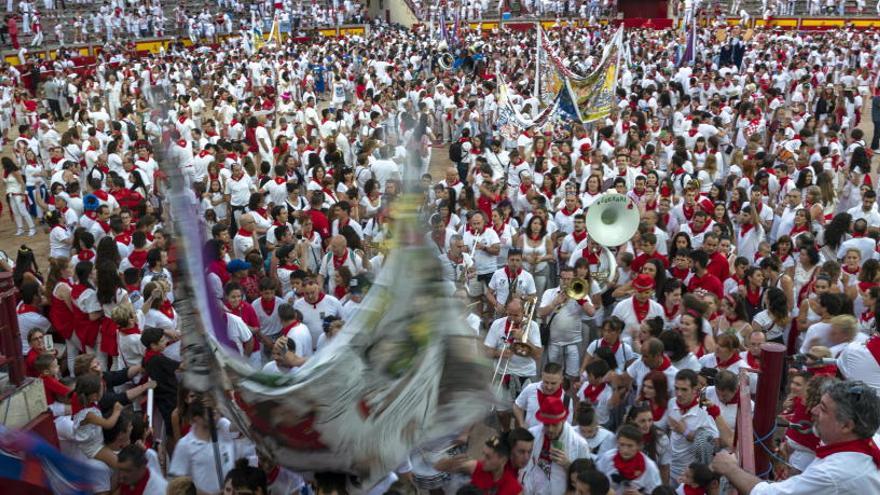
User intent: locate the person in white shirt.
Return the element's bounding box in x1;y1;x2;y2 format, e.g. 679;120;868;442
462;211;501;303
116;444;167;495
712;379;880;495
292;275;343;347
847;190;880;226
318;235;364;295
539;266;596;378
666;369;720;482
486;249;536;316
279;302;313;359
611;274;665;345
484;298;543;430
521;394;592;495
626;337;679;397
595;424;663;494
232;213;258;259
513;362;574;430
168;401;236;495
836;219;875;262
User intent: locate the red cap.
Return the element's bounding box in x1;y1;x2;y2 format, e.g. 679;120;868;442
632;274;655;292
535;396;568;425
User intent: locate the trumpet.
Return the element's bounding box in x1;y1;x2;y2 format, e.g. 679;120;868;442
565;277;591;300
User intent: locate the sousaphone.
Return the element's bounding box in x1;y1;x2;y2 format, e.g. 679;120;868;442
584;193;641;287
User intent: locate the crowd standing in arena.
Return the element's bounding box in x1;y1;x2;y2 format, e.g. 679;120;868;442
6;0;880;493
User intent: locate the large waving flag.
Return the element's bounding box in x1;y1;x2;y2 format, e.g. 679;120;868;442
0;426;102;495
164;140;492;488
560;27;623;123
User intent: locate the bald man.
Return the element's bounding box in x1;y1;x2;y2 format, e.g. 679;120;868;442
440;167;465;197
233;212;258;259
318;235;365;294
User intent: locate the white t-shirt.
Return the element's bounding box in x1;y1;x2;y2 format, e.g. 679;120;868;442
487;267;536;306
168;423;236;494
626;358;678;397
483;317;541;377
284;321;314;358
462;228;501;275
49;225;71;259
666;397;719;480
595;450;662;494
611;296;665;344
17;304;51;354
293;294;343;346
514;383;574;430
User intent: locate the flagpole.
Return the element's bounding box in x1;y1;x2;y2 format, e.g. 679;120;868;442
534;22;542;102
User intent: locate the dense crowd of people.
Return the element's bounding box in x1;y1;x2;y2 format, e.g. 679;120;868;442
6;9;880;495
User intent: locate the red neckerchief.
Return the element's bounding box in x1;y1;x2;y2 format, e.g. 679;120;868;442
670;267;690;281
559;207;576;216
77;249;95;262
572;230;587;244
717;352;742;369
237;227;253;238
689;220;709;235
92;189;109;201
504;265;522;280
650;400;666;421
17;303;40;315
664;303;679;320
581;247;601;265
266;466;281;486
158;300;175;320
843;265;860;276
259;297;276;315
334;285;347;299
676;396;699;415
865;336;880;368
143;348;161;366
633;298;650;323
307;292;326;308
745;286;762;307
128;250;148;270
740;222;756;237
281;319;302;335
519;183;532;195
118;326;141;336
815;438;880;468
613;451;646;480
746;351;760;369
600;338;621;353
790;224;809;237
115;233;131;246
583;382;607;403
656;355;672;372
332;249;349;269
723;388;741;405
682;202;695;221
683;484;707;495
861;310;875;323
492;221;505;237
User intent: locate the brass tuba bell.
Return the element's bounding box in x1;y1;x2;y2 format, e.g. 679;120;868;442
584;193;641;292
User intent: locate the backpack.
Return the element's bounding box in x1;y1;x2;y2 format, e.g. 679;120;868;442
449;141;463;163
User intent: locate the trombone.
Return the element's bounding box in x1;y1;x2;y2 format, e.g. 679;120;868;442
490;297;537;394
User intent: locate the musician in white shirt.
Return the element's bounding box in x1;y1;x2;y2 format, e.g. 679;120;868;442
462;211;501;300
487;249;536;316
712;379;880;495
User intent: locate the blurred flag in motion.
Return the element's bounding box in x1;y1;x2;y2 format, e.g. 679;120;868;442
167;158;493;490
0;425;101;495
